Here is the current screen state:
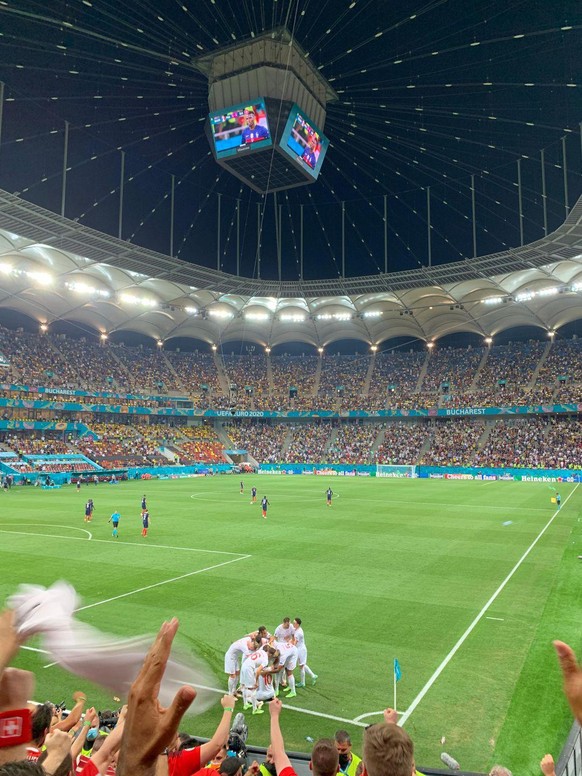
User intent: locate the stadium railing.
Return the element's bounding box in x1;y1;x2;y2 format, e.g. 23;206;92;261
556;721;582;776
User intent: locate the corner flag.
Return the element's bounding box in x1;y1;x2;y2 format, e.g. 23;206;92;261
394;658;402;682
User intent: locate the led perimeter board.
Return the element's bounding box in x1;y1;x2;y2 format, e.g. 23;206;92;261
209;98;272;160
279;104;329;179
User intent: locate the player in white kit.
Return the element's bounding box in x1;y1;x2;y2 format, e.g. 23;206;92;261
240;645;279;714
274;617;294;641
292;617;318;687
224;635;257;694
276;635;299;698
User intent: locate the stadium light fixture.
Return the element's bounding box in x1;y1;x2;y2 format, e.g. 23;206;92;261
363;310;383;318
244;311;270;321
548;330;556;338
370;344;378;352
482;296;503;305
265;346;271;354
209;309;234;319
27;270;53;286
39;323;48;333
317;346;324;355
484;336;493;345
0;263;12;275
120;292;157;308
427;341;435;349
100;333;108;341
211;344;217;351
65;280;110;298
185;306;198;315
280;313;306;323
157;339;163;348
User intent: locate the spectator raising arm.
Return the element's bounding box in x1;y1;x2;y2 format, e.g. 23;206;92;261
52;690;87;733
0;610;21;676
540;754;556;776
198;695;237;765
71;706;98;764
39;729;74;775
554;640;582;725
269;698;294;776
0;667;35;766
116;619;196;776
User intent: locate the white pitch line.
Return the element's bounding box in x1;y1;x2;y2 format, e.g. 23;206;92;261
486;617;504;621
0;528;245;557
280;702;366;727
76;554;252;613
398;483;579;728
0;524;93;540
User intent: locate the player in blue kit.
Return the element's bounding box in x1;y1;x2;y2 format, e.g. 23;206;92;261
326;487;333;507
251;486;257;504
141;509;150;537
261;496;270;519
241;108;269;144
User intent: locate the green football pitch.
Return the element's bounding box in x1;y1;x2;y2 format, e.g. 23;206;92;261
1;475;581;773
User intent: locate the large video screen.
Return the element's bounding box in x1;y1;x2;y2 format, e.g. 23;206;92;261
209;99;272;159
279;104;329;179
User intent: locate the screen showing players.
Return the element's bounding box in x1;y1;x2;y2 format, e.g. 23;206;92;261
279;104;329;179
209;99;272;159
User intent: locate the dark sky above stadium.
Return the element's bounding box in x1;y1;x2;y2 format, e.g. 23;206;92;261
0;0;579;282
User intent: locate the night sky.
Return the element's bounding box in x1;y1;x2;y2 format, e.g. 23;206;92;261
0;0;580;281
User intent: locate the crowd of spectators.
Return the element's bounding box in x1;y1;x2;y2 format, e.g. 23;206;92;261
375;422;430;465
173;425;225;464
368;350;425;411
327;423;382;464
270;354;318;410
222;353;269;409
165;351;222;399
420;419;485;467
318;355;369;410
225;422;289;463
50;337;133;392
0;326;579;412
472;416;580;470
3;434;72;456
285;423;336;463
72;423;160;469
421;346;484;395
0;411;579;470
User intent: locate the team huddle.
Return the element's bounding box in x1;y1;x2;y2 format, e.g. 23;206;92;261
224;617;318;714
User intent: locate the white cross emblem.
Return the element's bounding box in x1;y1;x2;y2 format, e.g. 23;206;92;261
0;716;23;738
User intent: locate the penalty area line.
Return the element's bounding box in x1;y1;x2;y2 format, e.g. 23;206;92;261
397;483;579;729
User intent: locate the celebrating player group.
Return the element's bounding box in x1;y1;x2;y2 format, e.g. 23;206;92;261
224;617;318;714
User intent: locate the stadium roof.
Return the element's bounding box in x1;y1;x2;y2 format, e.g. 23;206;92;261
0;187;580;347
0;1;580;283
